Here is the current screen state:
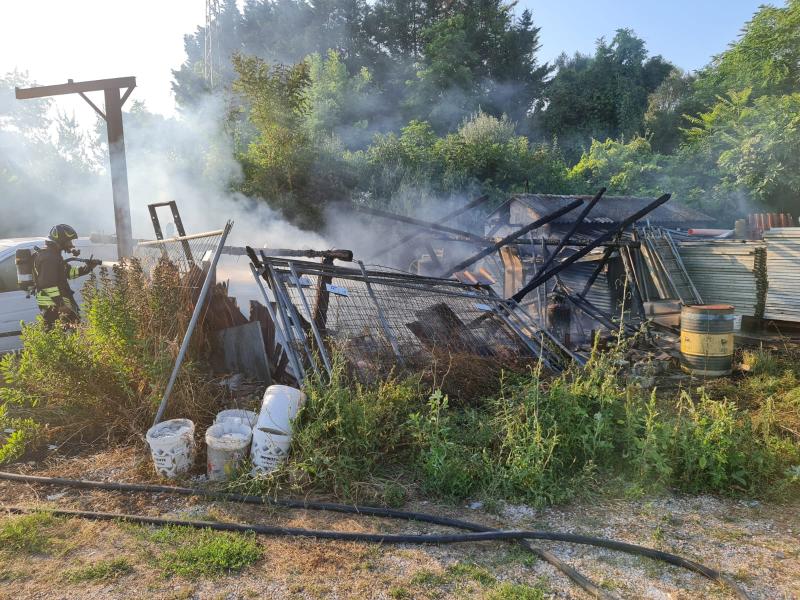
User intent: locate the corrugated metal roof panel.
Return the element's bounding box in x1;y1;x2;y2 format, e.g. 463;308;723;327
499;194;716;227
557;261;614;316
763;228;800;321
678;241;765;317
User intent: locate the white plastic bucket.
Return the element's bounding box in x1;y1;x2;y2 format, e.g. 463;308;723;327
205;421;253;481
145;419;195;478
250;428;292;475
215;409;258;429
256;385;305;435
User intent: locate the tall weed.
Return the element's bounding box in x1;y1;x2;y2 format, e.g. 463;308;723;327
0;259;221;459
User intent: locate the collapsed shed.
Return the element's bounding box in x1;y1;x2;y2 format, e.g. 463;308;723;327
481;193;716;340
488;194;716;239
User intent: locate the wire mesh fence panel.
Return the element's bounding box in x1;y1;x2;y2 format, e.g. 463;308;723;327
263;258;572;382
134;230;224;292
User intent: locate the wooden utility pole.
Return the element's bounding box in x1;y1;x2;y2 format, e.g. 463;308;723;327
15;77;136;258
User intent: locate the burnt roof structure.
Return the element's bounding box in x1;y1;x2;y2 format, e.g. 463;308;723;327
492;194;716;229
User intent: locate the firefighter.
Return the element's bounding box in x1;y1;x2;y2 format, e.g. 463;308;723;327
32;224;101;329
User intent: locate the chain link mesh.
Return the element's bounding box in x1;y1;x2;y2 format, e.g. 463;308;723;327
134;231;223;290
259;258;571;382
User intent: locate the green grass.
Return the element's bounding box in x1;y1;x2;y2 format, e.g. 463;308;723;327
410;562;496;589
488;581;548;600
0;512;58;554
63;558;133;583
410;569;450;587
138;525;261;578
447;562;496;586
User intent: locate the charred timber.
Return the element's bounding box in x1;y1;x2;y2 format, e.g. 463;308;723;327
439;199;583;277
511;194;672;303
375;195;490;258
353;205;489;244
533;188;605;278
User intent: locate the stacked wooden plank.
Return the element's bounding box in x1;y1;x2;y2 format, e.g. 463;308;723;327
763;228;800;322
678;240;767;317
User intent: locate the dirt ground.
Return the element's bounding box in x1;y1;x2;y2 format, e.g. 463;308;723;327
0;447;797;600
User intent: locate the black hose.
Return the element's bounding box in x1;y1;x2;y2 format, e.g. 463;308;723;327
0;472;749;599
0;471;609;598
2;505;749;600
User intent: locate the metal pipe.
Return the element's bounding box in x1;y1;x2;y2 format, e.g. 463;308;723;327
249;263;304;383
439;199;583;277
512;194;672;303
357;261;404;363
152;220;232;426
138;229;226;246
288;263;333;378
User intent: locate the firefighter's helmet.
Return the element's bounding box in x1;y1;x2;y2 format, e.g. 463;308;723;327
49;224;78;249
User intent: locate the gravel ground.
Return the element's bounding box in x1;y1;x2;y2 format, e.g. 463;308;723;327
0;448;797;599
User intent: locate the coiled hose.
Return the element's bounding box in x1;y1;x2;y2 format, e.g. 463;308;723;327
0;471;749;599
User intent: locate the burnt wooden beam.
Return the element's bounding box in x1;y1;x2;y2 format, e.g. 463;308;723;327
512;194;672;303
439;199;583;277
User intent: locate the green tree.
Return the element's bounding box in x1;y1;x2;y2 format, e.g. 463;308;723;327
568;136;668;195
693;0;800;103
535;29;673;158
408;3;550;130
232;54;319;226
643;68;701;153
353;112;569;209
305;50;375;147
684;90;800;213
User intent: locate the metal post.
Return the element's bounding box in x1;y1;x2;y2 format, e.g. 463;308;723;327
104;87;133;258
288;263;333;378
357;261;404;363
16;77;137;258
267;264;321;379
249;263;304;384
152;221;232;426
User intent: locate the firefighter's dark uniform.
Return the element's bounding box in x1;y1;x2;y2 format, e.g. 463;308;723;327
32;241;93;328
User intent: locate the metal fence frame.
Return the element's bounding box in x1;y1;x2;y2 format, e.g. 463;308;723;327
250;255;577;384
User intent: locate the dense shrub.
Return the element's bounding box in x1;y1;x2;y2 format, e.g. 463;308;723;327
0;259;220;459
270;345;799;506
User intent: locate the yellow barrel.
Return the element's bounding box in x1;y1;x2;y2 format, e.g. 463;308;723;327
680;304;734;376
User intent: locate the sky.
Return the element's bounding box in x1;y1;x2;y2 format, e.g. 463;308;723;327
526;0;767;71
0;0;770;124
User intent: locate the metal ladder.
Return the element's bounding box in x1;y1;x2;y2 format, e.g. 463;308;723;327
641;228;702;305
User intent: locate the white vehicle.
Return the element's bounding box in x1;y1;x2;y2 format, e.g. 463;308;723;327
0;236;118;353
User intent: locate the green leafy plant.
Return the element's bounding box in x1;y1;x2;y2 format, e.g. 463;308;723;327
63;558;133;583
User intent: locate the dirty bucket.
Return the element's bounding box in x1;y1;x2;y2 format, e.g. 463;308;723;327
256;385;305;435
250;428;292;475
145;419;195;478
205;421;253;481
215;409;258;429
